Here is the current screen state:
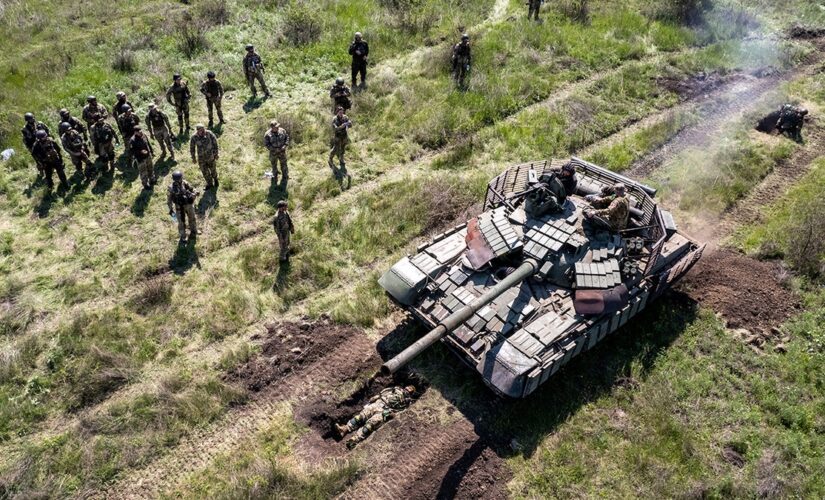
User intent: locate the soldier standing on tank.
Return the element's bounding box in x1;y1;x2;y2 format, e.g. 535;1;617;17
82;96;109;127
584;182;630;232
58;109;88;143
329;106;352;182
527;0;542;20
243;44;272;99
776;104;808;143
145;103;176;160
335;386;416;449
348;32;369;90
273;199;294;262
200;70;225;128
166;73;191;134
329;77;353;114
129;126;156;190
167;170;200;244
264;120;290;187
190;124;220;189
59;122;94;176
22;113;50;175
31;130;69;189
452;34;471;89
112;91;134;125
90;114;120;172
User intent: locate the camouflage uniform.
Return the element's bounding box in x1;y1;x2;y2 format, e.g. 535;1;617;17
451;39;471;88
166;80;191;132
341;387;413;448
190;129;220;188
525;173;567;216
200;77;225;126
329;82;353;113
588;193;630;231
264;126;290;184
31;137;68;188
167;179;198;240
128;132;156;188
273;208;295;261
146;108;175;158
61;114;88;142
329;113;352;171
90;120;120;171
60;129;94;172
553;164;579;196
117;112;141;142
348;37;369;88
112;98;134;127
243;51;271;97
82;102;109;127
528;0;541;20
21;121;50;153
776;104;807;142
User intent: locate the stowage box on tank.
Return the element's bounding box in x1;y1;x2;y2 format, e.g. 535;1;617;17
379;157;704;397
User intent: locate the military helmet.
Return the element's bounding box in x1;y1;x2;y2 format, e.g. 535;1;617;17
195;123;205;130
173;73;182;81
561;162;575;174
133;125;142;131
59;122;71;133
35;130;48;139
245;44;254;51
87;95;96;102
172;170;183;181
59;108;70;117
270;120;280;128
335;77;344;85
404;385;416;395
613;182;626;194
336;105;344;112
148;103;156;109
24;112;34;121
122;104;132;112
206;70;216;78
116;91;126;99
277;200;288;208
461;33;469;40
354;31;362;38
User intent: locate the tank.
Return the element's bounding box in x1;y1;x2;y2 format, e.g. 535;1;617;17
379;157;705;397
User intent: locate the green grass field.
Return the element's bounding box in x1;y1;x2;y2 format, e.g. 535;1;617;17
1;0;824;497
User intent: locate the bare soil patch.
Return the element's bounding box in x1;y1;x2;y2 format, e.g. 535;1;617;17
678;250;801;335
657;71;742;101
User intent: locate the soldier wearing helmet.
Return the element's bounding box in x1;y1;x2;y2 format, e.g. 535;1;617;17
145;103;176;160
199;70;225;127
329;77;352;113
189;124;220;189
584;182;630;231
58;108;88;143
775;103;808;143
112;91;134;123
329;106;353;186
59;121;94;175
166;73;191;134
167;170;200;244
242;44;271;98
335;385;417;449
21;112;51;154
273;199;294;262
31;129;69;189
128;125;157;190
117;105;141;143
264;120;290;188
82;96;109;126
552;161;579;196
89;113;120;172
348;31;369;89
452;34;471;89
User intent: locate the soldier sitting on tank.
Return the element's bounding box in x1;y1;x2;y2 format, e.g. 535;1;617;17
553;162;578;196
336;385;416;449
524;172;567;217
584;182;630;232
776;103;808;142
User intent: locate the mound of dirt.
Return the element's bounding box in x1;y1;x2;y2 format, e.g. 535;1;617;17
678;250;801;335
788;25;825;39
226;316;365;392
658;71;740;101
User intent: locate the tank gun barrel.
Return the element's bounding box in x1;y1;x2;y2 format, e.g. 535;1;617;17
381;259;539;374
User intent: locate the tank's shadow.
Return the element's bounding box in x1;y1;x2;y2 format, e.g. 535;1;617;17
376;290;698;490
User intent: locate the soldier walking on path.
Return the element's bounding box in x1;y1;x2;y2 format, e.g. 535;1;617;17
329;77;352;113
273;200;295;262
59;109;88;143
264;120;290;187
348;32;369;90
336;386;416;449
59;122;94;176
329;107;352;185
527;0;542;20
190;124;220;189
200;70;225;128
146;103;176;160
31;130;69;189
112;91;134;125
452;34;471;89
82;96;108;127
22;113;50;175
243;44;272;98
167;170;200;244
166;73;191;134
129;126;157;190
90;114;120;172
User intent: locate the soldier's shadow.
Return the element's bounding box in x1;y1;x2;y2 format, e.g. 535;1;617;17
34;188;62;218
24;176;46;199
197;189;219;215
274;259;291;293
243;97;264;114
91;162;115;196
266;179;288;206
131;189;154;217
169;239;201;275
211;124;224;138
375;290;698;488
154;157;177;180
62;170;91;206
117;154;139;186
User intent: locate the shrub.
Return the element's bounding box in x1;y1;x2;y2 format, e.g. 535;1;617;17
112;48;136;72
177;13;209;58
784;196;825;281
562;0;590;25
194;0;230;26
650;0;712;25
130;277;174;311
283;5;322;46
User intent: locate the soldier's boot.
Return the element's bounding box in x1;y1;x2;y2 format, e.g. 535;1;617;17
335;423;350;438
217;108;225;124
